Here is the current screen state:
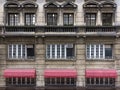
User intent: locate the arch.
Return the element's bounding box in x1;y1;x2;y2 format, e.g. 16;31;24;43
83;0;99;8
61;1;77;8
100;1;117;8
21;1;38;8
4;1;20;8
44;2;60;8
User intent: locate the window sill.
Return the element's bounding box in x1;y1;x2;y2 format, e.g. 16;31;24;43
86;59;114;61
7;58;35;61
46;58;76;61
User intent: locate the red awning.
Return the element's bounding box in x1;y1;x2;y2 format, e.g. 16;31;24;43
44;69;77;78
86;69;117;78
4;69;36;78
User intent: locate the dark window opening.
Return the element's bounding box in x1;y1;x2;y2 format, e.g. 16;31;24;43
85;13;96;26
102;13;112;26
63;13;74;26
47;13;57;25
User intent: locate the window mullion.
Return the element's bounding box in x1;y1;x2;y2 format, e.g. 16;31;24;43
99;45;100;59
90;44;91;59
21;45;23;59
103;45;105;59
60;45;62;59
94;45;96;59
55;45;57;59
65;45;67;59
12;45;13;59
50;45;52;59
16;45;18;59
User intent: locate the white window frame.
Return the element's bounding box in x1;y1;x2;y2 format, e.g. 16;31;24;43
86;44;112;60
45;78;76;86
6;77;35;86
46;44;74;59
8;44;34;60
86;78;115;86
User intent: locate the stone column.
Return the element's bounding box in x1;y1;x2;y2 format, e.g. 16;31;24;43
96;11;102;26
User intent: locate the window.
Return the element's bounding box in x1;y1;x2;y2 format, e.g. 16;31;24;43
86;44;112;59
47;13;57;25
25;13;35;25
86;78;115;86
45;78;76;86
102;13;112;26
63;13;74;26
46;44;74;59
8;13;19;26
85;13;96;26
8;44;34;59
6;77;35;86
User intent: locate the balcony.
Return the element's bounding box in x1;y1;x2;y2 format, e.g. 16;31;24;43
3;25;118;37
36;26;78;36
4;26;35;36
85;26;117;36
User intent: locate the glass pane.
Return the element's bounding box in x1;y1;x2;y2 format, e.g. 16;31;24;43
102;13;112;26
86;78;90;85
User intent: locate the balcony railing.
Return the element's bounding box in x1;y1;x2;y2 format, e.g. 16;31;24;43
2;25;117;36
86;26;116;32
43;26;78;32
5;26;35;32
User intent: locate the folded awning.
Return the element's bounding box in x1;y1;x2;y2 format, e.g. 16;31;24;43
44;69;77;78
4;69;36;78
86;69;117;78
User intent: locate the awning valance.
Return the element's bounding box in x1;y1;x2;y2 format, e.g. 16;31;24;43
44;69;77;78
86;69;117;78
4;69;36;78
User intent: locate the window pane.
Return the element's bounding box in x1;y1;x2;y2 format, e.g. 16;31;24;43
51;78;55;84
8;13;19;26
105;45;112;59
22;78;25;85
63;13;74;26
31;78;35;85
13;78;16;85
25;13;35;25
66;48;74;58
96;78;99;85
27;78;31;84
66;78;70;85
45;78;50;85
47;13;57;25
8;45;12;58
102;13;112;26
91;78;94;84
18;78;21;85
57;78;60;85
86;13;96;26
61;78;64;85
100;78;103;85
86;78;90;85
105;78;108;85
27;45;34;59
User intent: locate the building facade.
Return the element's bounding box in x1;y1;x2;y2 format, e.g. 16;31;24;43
0;0;119;90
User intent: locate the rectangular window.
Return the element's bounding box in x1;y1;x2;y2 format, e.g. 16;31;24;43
45;78;76;86
86;78;115;86
6;77;35;86
86;44;112;59
8;44;34;60
102;13;112;26
63;13;74;26
25;13;35;25
86;13;96;26
47;13;57;25
8;13;19;26
46;44;74;59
